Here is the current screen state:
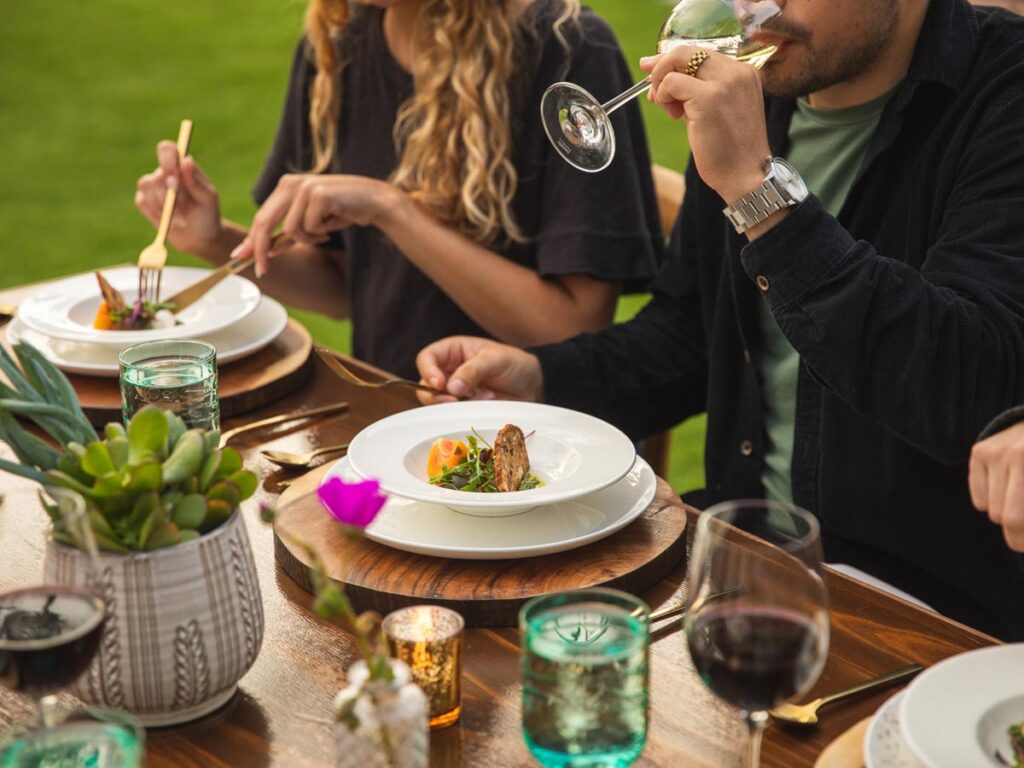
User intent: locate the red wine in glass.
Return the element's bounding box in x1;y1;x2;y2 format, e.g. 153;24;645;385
0;586;106;696
688;605;822;713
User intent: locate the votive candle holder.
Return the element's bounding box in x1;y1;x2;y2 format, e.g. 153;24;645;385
383;605;464;730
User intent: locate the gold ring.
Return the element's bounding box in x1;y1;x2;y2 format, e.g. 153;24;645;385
684;49;710;78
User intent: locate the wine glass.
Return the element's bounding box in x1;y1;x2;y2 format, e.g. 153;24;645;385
684;500;829;768
541;0;781;172
0;489;142;766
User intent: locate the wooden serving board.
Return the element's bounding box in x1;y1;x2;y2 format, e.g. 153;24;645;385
3;319;313;426
273;462;689;627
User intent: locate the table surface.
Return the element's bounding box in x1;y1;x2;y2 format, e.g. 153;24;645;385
0;277;997;767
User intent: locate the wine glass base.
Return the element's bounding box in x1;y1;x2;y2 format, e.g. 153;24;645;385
540;82;616;173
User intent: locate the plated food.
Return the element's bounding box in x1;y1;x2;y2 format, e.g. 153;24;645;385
92;271;178;331
428;426;542;493
346;401;636;517
15;267;261;348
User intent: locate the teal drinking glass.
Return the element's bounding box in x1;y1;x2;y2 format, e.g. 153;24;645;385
520;588;649;768
118;339;219;430
0;710;144;768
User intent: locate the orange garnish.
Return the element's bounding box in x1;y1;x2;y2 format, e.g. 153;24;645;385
427;438;469;479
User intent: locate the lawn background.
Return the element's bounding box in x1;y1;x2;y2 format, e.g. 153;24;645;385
0;0;706;493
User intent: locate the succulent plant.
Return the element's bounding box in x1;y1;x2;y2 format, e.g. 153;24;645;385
0;341;259;552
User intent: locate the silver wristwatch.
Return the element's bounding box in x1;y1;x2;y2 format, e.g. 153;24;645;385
723;156;809;234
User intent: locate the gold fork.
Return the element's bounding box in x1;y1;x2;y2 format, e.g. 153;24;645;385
138;119;193;305
315;346;447;397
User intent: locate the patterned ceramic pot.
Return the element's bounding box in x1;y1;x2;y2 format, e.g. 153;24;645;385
334;659;429;768
42;509;264;726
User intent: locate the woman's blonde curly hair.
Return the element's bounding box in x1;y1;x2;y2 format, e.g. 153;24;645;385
304;0;580;245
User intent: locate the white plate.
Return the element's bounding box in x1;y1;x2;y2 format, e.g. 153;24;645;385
865;691;924;768
900;644;1024;767
346;400;636;516
6;296;288;377
327;454;656;558
16;266;262;346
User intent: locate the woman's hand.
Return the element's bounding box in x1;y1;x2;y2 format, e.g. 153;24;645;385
415;336;545;405
970;420;1024;552
233;174;403;277
135;140;223;255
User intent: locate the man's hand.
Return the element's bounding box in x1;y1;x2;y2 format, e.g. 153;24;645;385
415;336;545;405
969;420;1024;552
640;48;772;205
232;174;404;277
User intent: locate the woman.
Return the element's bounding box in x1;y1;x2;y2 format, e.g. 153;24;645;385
136;0;662;378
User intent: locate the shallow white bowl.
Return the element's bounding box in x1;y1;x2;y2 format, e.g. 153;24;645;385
345;400;636;516
16;266;261;346
7;296;288;377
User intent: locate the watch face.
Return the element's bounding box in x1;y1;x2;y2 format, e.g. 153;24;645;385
771;158;809;200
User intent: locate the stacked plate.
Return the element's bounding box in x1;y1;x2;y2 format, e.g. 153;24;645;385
864;644;1024;767
7;267;288;376
334;400;653;559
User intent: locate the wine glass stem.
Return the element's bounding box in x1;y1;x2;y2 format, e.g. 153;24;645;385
36;694;59;729
601;78;652;116
744;710;769;768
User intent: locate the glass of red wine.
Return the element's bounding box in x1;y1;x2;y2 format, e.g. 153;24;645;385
0;489;106;728
684;500;829;768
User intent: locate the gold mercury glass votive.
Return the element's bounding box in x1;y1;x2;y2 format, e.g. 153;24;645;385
383;605;464;729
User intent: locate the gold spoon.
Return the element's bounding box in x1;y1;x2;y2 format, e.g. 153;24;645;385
261;443;350;470
770;664;923;725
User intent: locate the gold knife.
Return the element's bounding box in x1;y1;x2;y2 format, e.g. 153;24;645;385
165;232;293;312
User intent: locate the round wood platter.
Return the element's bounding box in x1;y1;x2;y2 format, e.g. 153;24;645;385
3;319;313;426
273;462;689;627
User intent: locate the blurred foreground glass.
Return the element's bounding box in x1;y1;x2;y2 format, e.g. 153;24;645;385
0;490;142;766
119;339;219;430
520;588;649;768
684;500;829;768
0;711;143;768
383;605;464;729
541;0;781;172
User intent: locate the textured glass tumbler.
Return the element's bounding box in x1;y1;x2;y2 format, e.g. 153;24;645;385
520;588;650;768
119;339;219;430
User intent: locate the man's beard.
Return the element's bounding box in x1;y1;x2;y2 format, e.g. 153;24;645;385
760;10;900;99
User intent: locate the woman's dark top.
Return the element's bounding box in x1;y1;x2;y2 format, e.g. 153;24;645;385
254;2;663;378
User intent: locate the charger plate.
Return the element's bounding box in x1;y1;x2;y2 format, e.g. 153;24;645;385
273;459;688;627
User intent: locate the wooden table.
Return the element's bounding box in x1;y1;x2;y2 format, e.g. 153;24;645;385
0;278;997;767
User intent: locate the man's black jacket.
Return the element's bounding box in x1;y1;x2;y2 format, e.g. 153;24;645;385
535;0;1024;638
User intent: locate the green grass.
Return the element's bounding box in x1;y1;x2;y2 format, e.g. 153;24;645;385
0;0;704;494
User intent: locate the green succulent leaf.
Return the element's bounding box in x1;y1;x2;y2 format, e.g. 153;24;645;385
200;499;233;533
144;522;181;550
127;407;170;464
227;470;258;500
43;470;98;500
178;529;200;544
107;437;129;469
0;457;48;484
204;431;221;454
207;481;240;509
139;505;168;549
93;467;131;498
128;461;162;493
81;442;115;478
0;411;60;470
198;450;222;492
95;532;130;553
104;422;126;440
217;448;243;478
171;494;207;531
162;430;205;485
165;413;187;455
88;509;119;543
123;491;160;546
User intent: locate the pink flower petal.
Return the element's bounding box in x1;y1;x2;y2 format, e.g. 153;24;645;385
317;476;387;529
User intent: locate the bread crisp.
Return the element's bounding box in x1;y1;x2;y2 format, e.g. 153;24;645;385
493;424;529;492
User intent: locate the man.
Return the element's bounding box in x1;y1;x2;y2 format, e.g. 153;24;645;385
416;0;1024;639
971;408;1024;553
